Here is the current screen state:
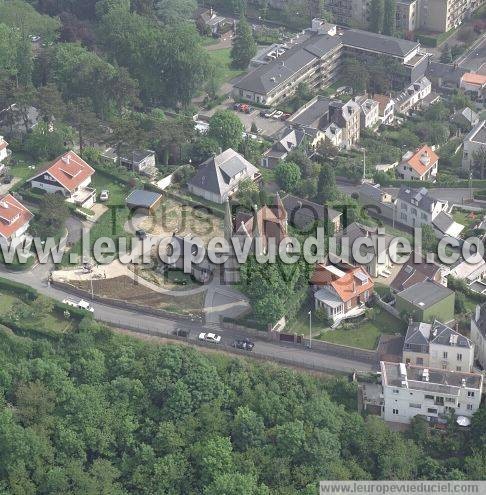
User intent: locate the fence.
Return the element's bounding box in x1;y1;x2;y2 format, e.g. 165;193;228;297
300;338;379;365
374;294;400;319
51;280;203;324
104;319;355;375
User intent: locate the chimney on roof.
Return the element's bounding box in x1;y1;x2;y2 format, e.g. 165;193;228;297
62;154;70;164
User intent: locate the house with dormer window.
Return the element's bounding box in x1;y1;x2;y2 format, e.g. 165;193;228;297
0;194;33;249
28;151;96;209
0;136;10;175
188;148;261;204
397;145;438;182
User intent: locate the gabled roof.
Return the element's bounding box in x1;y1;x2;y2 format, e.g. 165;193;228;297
0;136;8;152
453;107;479;125
404;320;472;349
402;145;438;176
432;211;464;237
461;72;486;86
0;194;33;240
373;94;394;115
188;149;258;198
30;151;95;193
397;185;441;212
341;29;418;58
282;193;341;230
390;254;441;292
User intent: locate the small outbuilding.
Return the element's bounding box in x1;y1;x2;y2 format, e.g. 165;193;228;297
125;190;162;213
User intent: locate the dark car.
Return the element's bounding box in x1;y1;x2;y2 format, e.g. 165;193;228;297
2;175;13;184
135;229;147;239
233;338;255;351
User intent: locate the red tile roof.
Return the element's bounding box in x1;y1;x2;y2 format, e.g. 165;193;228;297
461;73;486;87
0;137;8;152
30;151;95;193
404;145;438;177
330;267;374;303
0;194;33;240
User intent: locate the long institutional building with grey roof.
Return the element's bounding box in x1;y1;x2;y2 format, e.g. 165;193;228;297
234;19;429;106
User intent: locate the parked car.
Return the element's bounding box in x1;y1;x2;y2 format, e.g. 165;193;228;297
62;298;95;313
272;111;283;119
2;175;13;184
264;109;276;118
135;229;147;239
259;110;267;117
281;113;291;120
99;190;109;201
234;103;242;111
233;338;254;351
198;332;222;343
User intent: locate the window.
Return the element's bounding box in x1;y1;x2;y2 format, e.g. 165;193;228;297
442;364;447;370
392;409;399;415
425;395;434;400
393;389;399;394
401;212;407;221
467;391;475;398
427;408;437;414
409;403;421;409
443;351;448;358
416;357;423;365
446;397;455;403
456;366;461;372
457;353;462;361
467;404;473;411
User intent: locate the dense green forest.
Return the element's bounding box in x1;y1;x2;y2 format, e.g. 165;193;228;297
0;317;485;494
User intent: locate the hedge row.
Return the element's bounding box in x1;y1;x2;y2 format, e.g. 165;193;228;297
0;277;89;320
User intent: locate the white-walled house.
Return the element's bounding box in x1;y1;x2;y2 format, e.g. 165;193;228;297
462;120;486;172
0;136;10;174
381;361;483;425
397;145;438;182
471;304;486;369
29;151;96;209
396;186;448;229
0;194;33;249
403;320;474;372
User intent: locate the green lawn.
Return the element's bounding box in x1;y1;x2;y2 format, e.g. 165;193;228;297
452;208;480;230
90;171;130;206
319;308;406;350
0;291;72;332
208;47;245;84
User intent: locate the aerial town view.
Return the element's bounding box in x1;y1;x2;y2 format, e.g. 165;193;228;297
1;0;486;493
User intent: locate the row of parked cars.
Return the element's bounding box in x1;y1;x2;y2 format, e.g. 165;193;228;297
259;109;291;121
198;332;255;351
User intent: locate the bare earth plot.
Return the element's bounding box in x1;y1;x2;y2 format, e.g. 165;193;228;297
140;197;224;243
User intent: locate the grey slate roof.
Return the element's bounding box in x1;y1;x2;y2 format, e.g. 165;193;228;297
125;190;162;209
474;303;486;338
358;182;386;202
188;148;259;197
235;27;420;95
432;211;456;234
282;193;341;230
288;96;330;129
405;320;471;348
397;279;453;309
397;186;440;212
341;29;418;58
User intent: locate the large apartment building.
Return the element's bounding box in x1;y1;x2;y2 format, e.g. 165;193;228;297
324;0;484;33
381;361;483;425
234;19;428;106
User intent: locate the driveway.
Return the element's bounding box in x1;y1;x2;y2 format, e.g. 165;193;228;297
0;177;20;195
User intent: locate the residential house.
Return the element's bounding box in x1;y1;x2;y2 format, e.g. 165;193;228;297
394;76;432;115
471;304;486;369
373;94;395;125
397;145;438;182
460;72;486;97
287;95;360;149
311;261;374;325
329;99;361;148
102;147;157;176
395;186;448;229
281;193;342;233
196;7;229;36
403;320;474;371
29;151;96;209
380;361;483;425
426;61;467;92
354;95;380;129
462;120;486;172
431;210;465;238
233;20;428;106
0;194;33;250
223;195;288;283
451;107;479;130
395;279;455;323
188;149;261;204
390;253;445;293
261;128;307;169
356;182;397;222
332;222;396;278
0;136;10;174
447;255;486;286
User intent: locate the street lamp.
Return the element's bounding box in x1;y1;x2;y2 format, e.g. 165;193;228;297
308;310;312;349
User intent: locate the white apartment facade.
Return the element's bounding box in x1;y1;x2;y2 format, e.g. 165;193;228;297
381;361;483;425
396;186;448;229
471;304;486;369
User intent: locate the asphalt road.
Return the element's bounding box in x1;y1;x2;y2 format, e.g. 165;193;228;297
457;33;486;72
0;263;374;374
337;180;477;206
